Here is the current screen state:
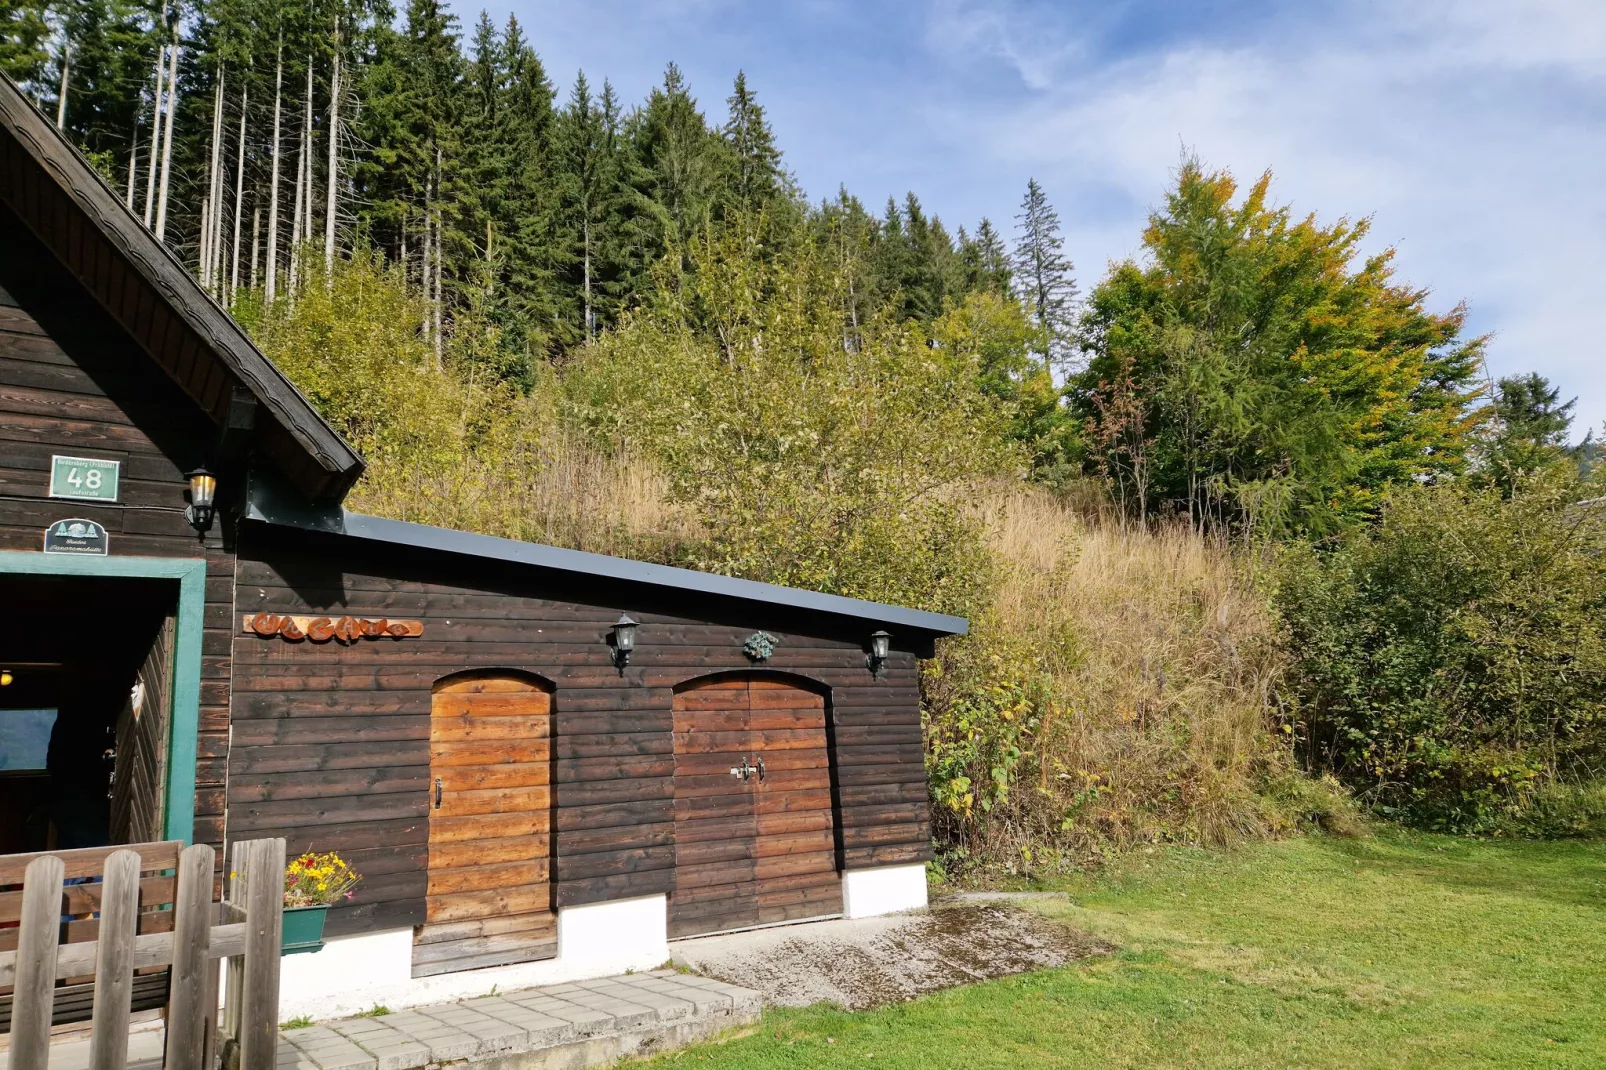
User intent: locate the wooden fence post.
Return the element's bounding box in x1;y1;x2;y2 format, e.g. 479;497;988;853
88;849;141;1070
238;838;285;1070
10;853;65;1070
166;843;217;1070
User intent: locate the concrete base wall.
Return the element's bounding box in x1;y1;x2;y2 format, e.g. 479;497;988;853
841;863;928;919
278;896;670;1021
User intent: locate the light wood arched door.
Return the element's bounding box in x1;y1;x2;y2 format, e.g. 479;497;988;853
414;672;554;976
670;676;842;938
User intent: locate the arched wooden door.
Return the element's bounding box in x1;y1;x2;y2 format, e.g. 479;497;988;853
414;672;554;976
670;676;842;938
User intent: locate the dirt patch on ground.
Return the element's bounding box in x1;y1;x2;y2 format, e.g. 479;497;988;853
669;902;1111;1010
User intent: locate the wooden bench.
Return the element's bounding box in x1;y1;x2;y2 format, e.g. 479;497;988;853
0;841;182;1033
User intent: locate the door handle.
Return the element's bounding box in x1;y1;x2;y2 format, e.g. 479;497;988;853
434;777;443;808
755;756;765;783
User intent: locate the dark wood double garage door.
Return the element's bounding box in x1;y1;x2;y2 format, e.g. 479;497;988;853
418;673;841;972
670;677;843;939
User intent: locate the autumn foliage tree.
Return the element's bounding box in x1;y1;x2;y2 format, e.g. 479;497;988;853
1073;159;1485;537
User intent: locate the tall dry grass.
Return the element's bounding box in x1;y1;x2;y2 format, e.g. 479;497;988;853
349;426;705;564
926;483;1298;873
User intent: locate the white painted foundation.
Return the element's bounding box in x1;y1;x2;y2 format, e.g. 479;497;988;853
840;863;928;919
277;895;669;1021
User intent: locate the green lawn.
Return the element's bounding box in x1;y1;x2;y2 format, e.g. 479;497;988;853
651;832;1605;1068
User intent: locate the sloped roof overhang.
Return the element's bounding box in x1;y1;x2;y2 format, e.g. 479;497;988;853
0;74;363;500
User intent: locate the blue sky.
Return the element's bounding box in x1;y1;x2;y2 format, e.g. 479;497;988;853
474;0;1603;438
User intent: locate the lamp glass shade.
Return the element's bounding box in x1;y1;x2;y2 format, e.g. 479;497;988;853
614;615;638;653
870;630;892;660
188;469;218;509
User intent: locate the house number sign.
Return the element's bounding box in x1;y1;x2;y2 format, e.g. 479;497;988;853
243;613;424;643
49;455;120;501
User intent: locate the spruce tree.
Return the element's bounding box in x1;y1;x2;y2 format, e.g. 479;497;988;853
720;70;784;217
1013;178;1076;366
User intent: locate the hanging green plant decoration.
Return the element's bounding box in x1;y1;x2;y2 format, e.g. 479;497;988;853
743;631;778;662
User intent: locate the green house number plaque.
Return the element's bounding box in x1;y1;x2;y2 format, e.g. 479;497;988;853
49;455;120;502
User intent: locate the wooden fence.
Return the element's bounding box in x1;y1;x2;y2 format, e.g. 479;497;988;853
0;838;284;1070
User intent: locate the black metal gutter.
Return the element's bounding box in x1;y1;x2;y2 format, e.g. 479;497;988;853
243;474;969;639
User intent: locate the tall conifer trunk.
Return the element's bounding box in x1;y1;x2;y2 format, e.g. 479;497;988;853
202;70;224;289
433;146;443;368
251;204;261;290
302;62;315;246
230;82;248;302
265;39;283;302
143;40;164;226
55;41;70;130
154;25;179;241
324;28;340;281
125;119;138;210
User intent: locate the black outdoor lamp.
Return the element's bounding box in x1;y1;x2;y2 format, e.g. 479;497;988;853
867;630;892;676
611;615;638;672
185;466;218;534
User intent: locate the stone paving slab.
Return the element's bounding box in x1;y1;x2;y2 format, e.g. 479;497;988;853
279;971;760;1070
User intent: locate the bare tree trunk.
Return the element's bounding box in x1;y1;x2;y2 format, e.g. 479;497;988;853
323;26;340;281
289;87;304;296
433;146;442;369
211;71;228;293
250;204;261;290
125;117;138;209
154;24;179;241
143;40;164;226
201;70;223;289
421;194;431;338
55;41;70;130
304;62;315;247
582;216;592;340
265;38;283;302
230;81;248;301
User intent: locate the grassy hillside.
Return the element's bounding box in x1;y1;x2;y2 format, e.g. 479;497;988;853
648;832;1606;1068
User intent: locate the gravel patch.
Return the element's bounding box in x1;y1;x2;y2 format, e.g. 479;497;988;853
669;903;1110;1010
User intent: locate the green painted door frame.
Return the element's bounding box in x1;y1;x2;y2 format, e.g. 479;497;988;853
0;550;208;844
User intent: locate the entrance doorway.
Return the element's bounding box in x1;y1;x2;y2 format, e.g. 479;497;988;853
0;574;177;855
415;671;556;976
669;675;843;939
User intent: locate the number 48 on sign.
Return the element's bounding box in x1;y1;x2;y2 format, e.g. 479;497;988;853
49;455;120;502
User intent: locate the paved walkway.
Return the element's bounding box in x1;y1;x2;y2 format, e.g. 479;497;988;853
2;972;758;1070
279;972;759;1070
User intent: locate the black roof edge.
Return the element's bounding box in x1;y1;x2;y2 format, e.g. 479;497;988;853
244;470;969;640
0;74;364;498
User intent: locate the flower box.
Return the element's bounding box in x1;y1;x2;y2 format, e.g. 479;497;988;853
281;904;329;956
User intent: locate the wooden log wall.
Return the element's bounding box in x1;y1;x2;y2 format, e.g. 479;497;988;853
0;203;234;855
229;526;933;944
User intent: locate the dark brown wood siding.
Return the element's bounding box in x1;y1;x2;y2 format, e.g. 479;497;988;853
0;202;234;856
228;524;932;944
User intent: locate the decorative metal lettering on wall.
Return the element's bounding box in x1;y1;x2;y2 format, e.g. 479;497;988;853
242;613;424;643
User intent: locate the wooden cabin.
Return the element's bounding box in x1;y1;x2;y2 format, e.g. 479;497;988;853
0;76;963;1017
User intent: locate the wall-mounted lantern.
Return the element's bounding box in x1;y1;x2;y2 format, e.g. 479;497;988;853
610;615;638;672
185;466;218;535
867;630;892;677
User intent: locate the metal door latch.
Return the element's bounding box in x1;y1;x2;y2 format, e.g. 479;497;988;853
729;756;755;781
434;777;443;808
755;756;765;783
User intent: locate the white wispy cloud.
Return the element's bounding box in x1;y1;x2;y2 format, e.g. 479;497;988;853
920;0;1605;434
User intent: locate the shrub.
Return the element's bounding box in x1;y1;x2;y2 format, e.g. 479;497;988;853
1276;471;1606;830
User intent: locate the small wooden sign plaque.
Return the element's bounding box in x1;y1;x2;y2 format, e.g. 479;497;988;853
242;613;424;643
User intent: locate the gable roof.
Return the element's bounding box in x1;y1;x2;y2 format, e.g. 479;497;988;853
0;74;363;501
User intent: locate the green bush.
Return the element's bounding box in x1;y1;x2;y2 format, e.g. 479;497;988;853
1276;470;1606;830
